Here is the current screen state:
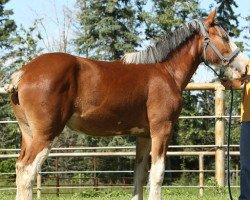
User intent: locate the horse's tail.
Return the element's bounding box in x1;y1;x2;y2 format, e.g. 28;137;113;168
4;70;24;102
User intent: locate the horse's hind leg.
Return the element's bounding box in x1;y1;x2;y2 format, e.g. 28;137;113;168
132;137;151;200
16;140;52;200
12;106;61;200
12;105;30;159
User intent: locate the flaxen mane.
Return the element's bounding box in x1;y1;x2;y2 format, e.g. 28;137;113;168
122;21;200;64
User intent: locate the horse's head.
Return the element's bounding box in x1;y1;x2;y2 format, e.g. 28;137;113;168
199;9;248;79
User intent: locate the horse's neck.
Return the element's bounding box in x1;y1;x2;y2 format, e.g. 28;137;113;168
162;35;202;90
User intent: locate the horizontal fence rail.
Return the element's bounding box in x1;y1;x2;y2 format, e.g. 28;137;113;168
0;144;241;152
0;148;241;198
0;150;240;158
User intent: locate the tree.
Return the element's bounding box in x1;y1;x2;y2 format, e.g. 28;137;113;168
75;0;143;60
215;0;240;37
0;0;16;49
2;22;43;77
0;0;17;84
139;0;202;38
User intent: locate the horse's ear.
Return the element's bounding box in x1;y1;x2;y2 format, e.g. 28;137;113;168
205;8;217;27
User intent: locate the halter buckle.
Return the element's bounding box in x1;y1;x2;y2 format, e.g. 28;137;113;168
203;37;210;47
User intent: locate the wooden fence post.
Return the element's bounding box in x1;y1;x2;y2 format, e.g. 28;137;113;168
199;154;204;196
37;173;42;199
56;157;59;197
215;85;225;187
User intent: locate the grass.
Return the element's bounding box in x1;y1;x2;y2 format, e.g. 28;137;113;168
0;187;241;200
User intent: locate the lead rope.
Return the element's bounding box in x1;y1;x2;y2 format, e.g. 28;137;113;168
204;65;233;200
228;86;234;200
203;63;234;199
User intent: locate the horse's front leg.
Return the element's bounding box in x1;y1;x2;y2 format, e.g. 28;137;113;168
148;121;173;200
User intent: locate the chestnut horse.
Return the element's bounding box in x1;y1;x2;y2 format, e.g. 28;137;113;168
7;10;248;200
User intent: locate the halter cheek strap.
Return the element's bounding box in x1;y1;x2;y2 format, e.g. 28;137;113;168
198;21;241;79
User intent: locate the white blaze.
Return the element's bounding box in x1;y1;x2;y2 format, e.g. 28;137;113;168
229;39;249;77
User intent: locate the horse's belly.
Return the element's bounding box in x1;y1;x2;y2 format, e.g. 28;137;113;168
66;112;148;137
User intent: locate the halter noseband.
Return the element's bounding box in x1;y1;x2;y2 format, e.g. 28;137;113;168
198;21;241;80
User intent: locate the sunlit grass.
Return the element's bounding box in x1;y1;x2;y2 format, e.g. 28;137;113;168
0;187;240;200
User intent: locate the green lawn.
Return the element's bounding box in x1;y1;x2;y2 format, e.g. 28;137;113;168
0;188;240;200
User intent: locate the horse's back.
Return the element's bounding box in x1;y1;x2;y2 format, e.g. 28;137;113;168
21;52;79;80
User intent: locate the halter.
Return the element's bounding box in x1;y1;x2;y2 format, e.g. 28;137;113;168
198;21;241;80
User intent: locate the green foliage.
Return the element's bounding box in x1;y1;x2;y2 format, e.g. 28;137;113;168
0;95;18;174
224;90;241;143
0;159;16;173
177;90;215;145
215;0;240;37
140;0;202;38
76;189;131;198
1;21;43;77
0;0;16;49
167;90;215;182
75;0;143;60
0;188;242;200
